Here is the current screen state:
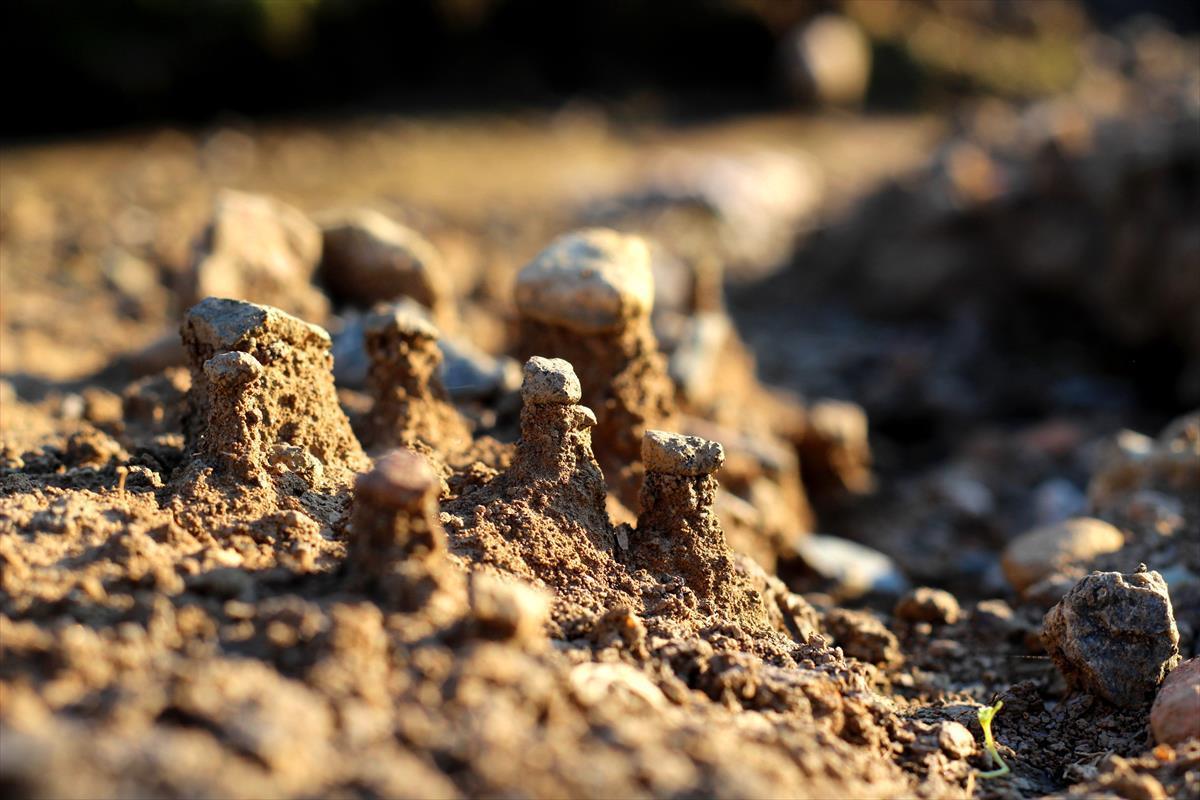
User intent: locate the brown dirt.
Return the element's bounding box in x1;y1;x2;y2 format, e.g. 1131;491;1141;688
2;45;1198;797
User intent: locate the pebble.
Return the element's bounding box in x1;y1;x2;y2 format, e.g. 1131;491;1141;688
1150;658;1199;745
515;228;654;334
894;587;961;625
937;721;976;759
184;297;330;355
521;357;582;405
468;573;550;645
792;535;909;600
317;208;447;311
203;351;264;386
1001;517;1125;594
1042;570;1180;707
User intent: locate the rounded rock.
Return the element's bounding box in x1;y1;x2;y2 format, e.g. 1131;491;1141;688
1002;517;1125;594
1150;658;1200;745
894;587;961;625
202;351;264;386
937;721;976;760
355;449;437;510
642;430;725;477
515;228;654;334
521;356;582;405
317;208;447;311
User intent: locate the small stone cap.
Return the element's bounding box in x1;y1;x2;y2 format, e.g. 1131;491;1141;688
364;302;440;342
522;356;582;405
202;351;264;385
184;297;331;353
515;228;654;334
355;448;437;510
642;430;725;476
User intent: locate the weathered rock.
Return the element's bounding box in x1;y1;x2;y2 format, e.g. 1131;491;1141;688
1150;658;1200;745
317;208;450;319
894;587;961;625
1002;517;1125;594
181;297;368;482
515;229;654;334
641;430;725;477
521;357;583;405
1042;570;1181;707
185;190;328;321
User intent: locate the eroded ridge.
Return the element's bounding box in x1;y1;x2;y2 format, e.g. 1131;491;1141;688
515;229;676;509
180;297;368;486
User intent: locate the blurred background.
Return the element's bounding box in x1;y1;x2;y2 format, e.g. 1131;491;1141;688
1;0;1198;597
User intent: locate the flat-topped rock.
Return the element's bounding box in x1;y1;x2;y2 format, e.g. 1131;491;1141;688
515;229;654;334
355;449;438;510
642;430;725;476
522;357;582;405
183;297;331;356
364;303;440;342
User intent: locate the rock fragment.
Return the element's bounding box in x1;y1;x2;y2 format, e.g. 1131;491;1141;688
515;229;675;508
641;430;725;477
181;297;367;483
894;587;961;625
185;190;328;321
467;572;551;645
317;208;450;320
790;534;909;601
1002;517;1126;594
1150;658;1200;745
1042;570;1181;707
781;14;872;107
362;304;471;457
521;356;582;405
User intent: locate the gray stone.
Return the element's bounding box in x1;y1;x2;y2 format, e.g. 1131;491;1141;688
521;357;582;405
1042;570;1181;707
641;430;724;476
515;228;654;334
791;534;909;600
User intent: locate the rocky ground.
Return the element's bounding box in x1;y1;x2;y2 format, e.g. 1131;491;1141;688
2;18;1199;799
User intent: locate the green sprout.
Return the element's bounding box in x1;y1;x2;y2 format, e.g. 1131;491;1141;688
976;701;1011;779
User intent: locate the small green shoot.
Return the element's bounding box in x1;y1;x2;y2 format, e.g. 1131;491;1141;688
977;701;1011;779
